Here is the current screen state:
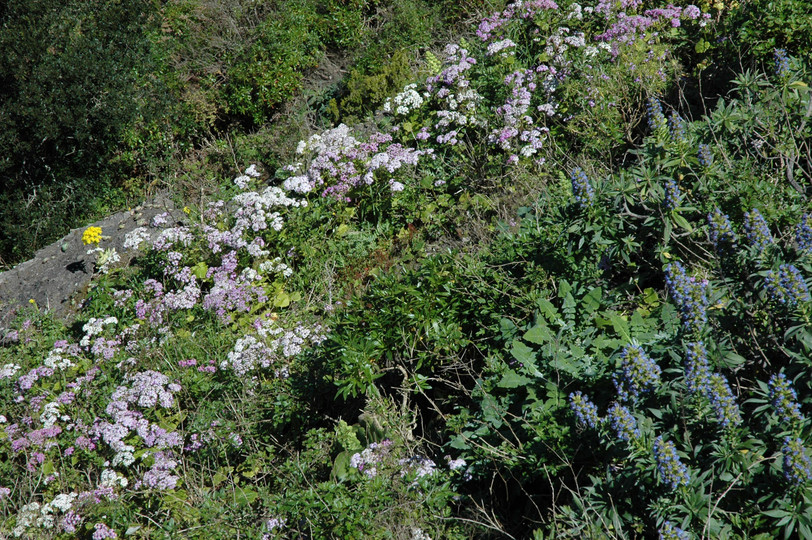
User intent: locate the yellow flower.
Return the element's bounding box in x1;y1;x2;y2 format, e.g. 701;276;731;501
183;206;191;215
82;226;103;245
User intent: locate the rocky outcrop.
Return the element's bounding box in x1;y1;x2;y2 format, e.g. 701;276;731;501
0;194;183;332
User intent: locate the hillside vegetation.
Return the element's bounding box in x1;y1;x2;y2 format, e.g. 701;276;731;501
1;0;812;538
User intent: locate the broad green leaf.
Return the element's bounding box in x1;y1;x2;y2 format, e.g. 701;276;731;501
498;370;532;388
524;322;553;345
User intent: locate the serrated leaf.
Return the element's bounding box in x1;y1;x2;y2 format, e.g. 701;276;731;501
524;322;553;345
498;370;532;388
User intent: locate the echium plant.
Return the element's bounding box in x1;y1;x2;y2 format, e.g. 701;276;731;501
764;264;811;307
668;112;687;145
664;262;709;333
647;97;668;131
768;373;804;425
684;341;711;394
570;167;595;207
659;521;691;540
743;208;773;253
663;178;681;211
782;436;812;487
614;344;661;403
697;143;713;168
796;213;812;256
653;436;690;490
569;391;601;429
607;402;640;442
707;208;738;254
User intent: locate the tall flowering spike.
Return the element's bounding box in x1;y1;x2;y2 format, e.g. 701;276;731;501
796;214;812;255
647;97;667;131
570;167;595;207
665;262;710;332
707;373;742;428
684;341;711;394
654;436;690;490
614;345;661;402
663;178;681;211
765;264;811;306
697;143;713;168
707;208;738;253
769;373;804;424
607;402;640;442
743;209;773;252
569;391;601;429
659;521;691;540
782;436;812;486
668;112;687;144
774;48;790;78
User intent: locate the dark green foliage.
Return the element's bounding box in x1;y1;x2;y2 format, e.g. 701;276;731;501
0;0;167;264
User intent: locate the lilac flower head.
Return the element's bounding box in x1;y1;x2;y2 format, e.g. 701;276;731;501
614;344;661;402
653;436;690;490
93;523;118;539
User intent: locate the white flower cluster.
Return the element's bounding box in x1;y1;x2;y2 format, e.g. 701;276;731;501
286;124;361;194
1;362;21;379
231;186;305;236
12;494;76;537
383;84;425;116
259;257;293;278
79;317;118;348
222;335;275;376
40;401;70;429
584;42;612;58
486;38;517;57
399;455;437;480
234;163;262;189
123;226;151;250
100;468;129;488
88;247;120;274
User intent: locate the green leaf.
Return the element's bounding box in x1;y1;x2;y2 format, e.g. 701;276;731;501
582;287;602;313
607;311;631;341
671;211;694;232
192;261;209;280
273;291;291;307
524;322;553;345
512;340;541;376
536;298;560;322
498;370;532;388
450;432;472;450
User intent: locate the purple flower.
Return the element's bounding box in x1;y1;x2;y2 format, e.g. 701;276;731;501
614;344;661;402
782;436;812;486
93;523;118;539
654;436;690;490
